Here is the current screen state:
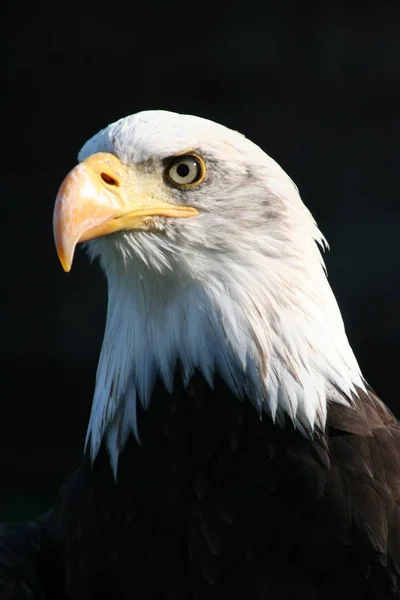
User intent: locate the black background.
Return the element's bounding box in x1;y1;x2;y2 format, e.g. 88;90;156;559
2;1;399;521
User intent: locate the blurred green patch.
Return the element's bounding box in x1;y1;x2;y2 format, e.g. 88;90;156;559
0;489;57;522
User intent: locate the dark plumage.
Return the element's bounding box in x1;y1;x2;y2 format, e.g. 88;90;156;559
2;378;400;599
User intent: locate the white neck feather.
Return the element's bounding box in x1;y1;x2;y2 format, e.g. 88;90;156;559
85;229;364;476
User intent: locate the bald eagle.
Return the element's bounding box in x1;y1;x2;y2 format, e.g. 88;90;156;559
2;111;400;600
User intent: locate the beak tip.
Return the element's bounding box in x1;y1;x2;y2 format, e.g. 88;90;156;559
62;263;72;273
54;223;75;273
59;253;73;273
55;244;74;273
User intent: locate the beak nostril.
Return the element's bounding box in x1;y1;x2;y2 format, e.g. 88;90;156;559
101;172;119;186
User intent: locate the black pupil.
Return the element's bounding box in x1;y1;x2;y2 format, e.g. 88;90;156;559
176;162;191;178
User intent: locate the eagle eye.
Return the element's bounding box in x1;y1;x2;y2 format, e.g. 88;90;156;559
165;154;205;188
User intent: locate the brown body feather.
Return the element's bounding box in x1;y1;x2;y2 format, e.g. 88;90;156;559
3;373;399;599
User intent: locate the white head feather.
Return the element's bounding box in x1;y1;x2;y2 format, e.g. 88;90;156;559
77;110;364;474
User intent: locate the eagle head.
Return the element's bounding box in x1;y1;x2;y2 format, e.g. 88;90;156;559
53;110;364;473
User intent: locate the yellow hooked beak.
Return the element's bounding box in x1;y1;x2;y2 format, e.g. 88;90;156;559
53;152;198;272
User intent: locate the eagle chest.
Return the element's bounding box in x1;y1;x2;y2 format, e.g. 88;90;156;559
61;378;386;600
